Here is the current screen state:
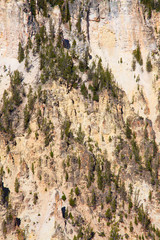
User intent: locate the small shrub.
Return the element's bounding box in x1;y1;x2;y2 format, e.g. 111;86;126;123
125;233;129;239
109;136;112;142
130;221;133;232
133;44;143;65
136;75;140;82
135;216;138;225
69;197;76;207
28;127;32;135
62;193;66;201
98;231;105;237
50;151;53;158
75;186;80;196
35;131;39;140
105;208;112;221
132;59;136;71
17;228;26;240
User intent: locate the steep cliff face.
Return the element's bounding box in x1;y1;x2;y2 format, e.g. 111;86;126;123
63;0;160;140
86;0;160;141
1;0;160;138
0;0;160;240
0;0;28;58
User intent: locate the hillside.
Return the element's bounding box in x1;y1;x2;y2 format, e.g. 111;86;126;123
0;0;160;240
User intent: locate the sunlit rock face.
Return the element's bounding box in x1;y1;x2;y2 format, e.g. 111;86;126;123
0;1;160;239
88;0;156;92
0;0;30;58
86;0;160;141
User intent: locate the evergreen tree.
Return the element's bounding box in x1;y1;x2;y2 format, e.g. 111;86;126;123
76;14;81;33
37;0;47;17
25;56;30;72
125;120;132;139
146;55;152;72
133;43;143;65
14;178;20;193
65;1;70;23
30;0;36;16
24;105;30;129
109;225;121;240
18;42;24;63
27;36;32;49
49;20;55;41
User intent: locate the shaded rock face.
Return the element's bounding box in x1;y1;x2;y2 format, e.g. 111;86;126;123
61;206;66;218
63;39;70;49
15;218;21;227
0;179;10;207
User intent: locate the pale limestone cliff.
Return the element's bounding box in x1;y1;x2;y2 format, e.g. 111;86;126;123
0;0;160;239
1;0;160;139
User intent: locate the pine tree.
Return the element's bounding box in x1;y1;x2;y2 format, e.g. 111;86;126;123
24;105;30;129
30;0;36;17
37;0;47;17
25;56;30;72
27;36;32;49
49;20;55;41
146;55;152;72
65;1;70;23
18;42;24;63
14;178;20;193
76;14;81;33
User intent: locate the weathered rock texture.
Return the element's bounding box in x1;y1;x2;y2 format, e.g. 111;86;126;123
0;0;160;240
